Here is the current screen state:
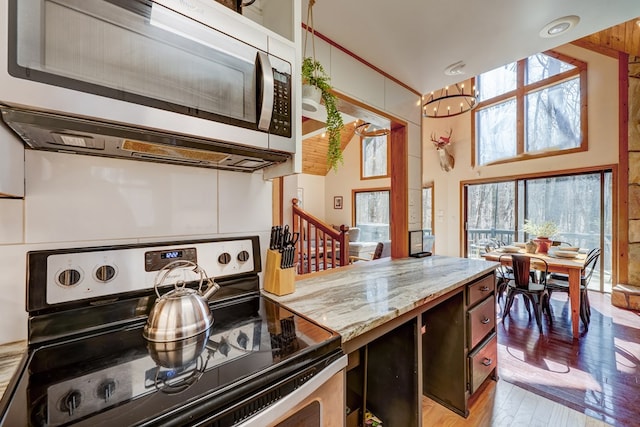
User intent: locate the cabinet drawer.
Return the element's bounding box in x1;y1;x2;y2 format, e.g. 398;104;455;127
467;295;495;349
467;274;495;307
468;333;497;394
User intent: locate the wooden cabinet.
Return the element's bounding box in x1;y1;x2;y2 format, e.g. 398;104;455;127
422;272;498;417
343;270;497;425
345;318;419;426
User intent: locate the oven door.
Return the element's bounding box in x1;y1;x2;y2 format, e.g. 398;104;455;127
237;355;347;427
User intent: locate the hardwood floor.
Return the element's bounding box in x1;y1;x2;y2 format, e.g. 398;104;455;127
423;290;640;427
422;380;611;426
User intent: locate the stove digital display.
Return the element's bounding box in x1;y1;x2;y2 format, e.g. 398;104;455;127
161;250;183;260
145;247;197;271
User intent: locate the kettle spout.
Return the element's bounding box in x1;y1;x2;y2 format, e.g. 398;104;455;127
202;279;221;300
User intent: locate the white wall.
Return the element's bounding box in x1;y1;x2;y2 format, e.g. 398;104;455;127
0;148;273;345
422;45;619;256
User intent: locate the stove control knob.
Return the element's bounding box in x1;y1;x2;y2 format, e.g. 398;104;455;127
97;380;116;402
219;337;230;357
58;269;81;287
61;390;82;416
218;252;231;265
237;250;250;262
237;331;249;349
95;265;116;283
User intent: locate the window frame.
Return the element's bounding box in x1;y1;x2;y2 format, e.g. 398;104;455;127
471;50;588;167
352;187;391;241
360;133;390;180
422;184;434;235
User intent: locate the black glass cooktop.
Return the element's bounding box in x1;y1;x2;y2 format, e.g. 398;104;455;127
0;296;341;427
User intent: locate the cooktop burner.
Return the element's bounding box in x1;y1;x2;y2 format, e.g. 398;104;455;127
0;237;342;427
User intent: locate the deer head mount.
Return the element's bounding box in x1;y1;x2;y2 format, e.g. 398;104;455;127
430;129;455;172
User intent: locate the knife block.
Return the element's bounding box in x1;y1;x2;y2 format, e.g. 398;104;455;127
263;249;295;296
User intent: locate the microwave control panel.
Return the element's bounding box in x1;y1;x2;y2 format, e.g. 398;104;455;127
270;68;291;138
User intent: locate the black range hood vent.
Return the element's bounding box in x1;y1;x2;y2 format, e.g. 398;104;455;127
0;106;290;172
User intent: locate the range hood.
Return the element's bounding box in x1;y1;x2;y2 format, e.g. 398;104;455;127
0;106;291;172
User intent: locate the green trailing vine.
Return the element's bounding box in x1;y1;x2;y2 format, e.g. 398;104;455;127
302;57;345;172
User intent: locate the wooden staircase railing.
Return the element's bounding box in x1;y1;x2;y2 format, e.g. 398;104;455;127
292;198;349;275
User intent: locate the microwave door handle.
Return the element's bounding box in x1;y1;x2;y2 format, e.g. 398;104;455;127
257;52;274;132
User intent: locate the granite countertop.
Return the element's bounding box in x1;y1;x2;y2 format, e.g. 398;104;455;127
0;340;26;400
264;255;498;344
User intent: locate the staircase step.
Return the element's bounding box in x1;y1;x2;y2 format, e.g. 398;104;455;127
611;284;640;311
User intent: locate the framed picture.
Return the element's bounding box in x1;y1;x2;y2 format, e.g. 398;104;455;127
333;196;343;209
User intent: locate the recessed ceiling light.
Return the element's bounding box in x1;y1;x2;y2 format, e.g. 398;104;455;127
539;15;580;38
444;61;466;76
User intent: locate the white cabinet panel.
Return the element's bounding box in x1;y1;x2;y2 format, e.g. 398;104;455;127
408;122;422;159
331;48;384;109
218;170;272;233
385;79;421;125
24;151;218;242
0;199;23;244
0;123;25;197
408;155;422;191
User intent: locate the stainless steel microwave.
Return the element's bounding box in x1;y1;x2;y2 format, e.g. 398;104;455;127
0;0;296;171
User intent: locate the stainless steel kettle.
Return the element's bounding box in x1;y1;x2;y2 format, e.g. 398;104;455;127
143;260;220;342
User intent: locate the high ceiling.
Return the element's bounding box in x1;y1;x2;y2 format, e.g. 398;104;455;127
301;0;640;95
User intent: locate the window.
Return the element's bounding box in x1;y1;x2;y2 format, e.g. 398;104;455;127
422;186;433;235
474;51;586;166
354;190;390;241
464;170;613;292
361;134;389;179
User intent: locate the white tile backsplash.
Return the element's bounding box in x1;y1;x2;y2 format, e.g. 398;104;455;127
0;152;274;344
24;151;219;243
0;198;23;243
218;170;273;233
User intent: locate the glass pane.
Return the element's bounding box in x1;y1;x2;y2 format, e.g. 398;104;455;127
422;187;433;234
526;79;581;152
355;191;390;241
477;62;517;101
362;136;388;178
525;175;601;251
526;53;575;84
466;182;515;258
476;99;517;165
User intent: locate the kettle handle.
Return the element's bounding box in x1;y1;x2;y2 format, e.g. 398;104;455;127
153;260;208;298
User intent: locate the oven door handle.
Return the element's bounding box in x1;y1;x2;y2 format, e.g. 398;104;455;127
235;354;347;427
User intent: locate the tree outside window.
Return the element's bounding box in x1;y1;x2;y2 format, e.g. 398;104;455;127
474;51;586;166
361;135;389;179
354;190;390;241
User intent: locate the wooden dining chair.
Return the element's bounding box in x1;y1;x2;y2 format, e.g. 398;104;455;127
546;248;601;329
502;254;550;333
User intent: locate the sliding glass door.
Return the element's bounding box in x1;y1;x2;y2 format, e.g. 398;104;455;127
464;170;613;292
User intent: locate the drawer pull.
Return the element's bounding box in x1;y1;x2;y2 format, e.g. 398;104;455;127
481;317;491;324
480;286;490;292
482;357;493;367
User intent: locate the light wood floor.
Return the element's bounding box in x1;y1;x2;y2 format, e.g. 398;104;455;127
422;380;611;427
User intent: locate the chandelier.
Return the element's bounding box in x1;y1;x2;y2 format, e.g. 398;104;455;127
354;122;389;137
422;83;477;118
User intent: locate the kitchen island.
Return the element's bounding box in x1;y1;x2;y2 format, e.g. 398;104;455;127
264;255;499;426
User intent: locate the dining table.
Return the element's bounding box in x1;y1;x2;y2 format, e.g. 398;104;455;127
483;248;588;339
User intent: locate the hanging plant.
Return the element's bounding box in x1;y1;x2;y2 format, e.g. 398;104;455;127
302;57;345;172
302;0;344;172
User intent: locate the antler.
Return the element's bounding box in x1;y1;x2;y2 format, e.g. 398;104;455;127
431;129;453;149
